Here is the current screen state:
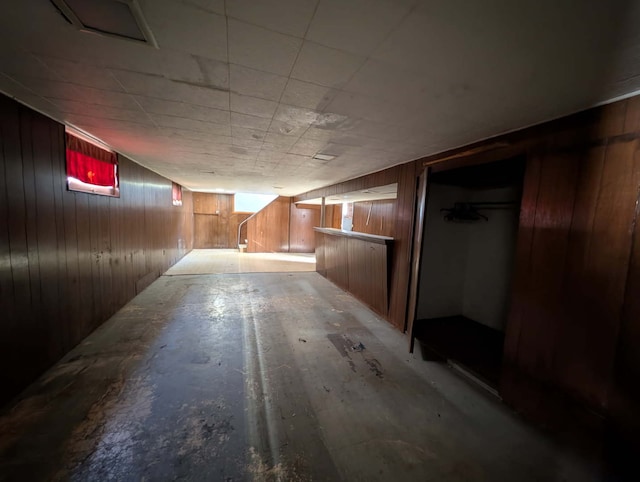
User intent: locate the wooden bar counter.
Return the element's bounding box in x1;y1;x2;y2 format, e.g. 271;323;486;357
314;227;393;317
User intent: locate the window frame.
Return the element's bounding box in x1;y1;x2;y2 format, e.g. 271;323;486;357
65;130;120;197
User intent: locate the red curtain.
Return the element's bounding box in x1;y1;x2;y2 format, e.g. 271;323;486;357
172;182;182;203
65;133;117;187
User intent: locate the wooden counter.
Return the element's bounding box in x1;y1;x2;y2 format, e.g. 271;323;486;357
314;228;393;317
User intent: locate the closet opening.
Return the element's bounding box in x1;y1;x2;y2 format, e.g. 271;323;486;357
413;156;525;390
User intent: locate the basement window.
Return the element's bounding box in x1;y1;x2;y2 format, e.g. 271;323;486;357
172;182;183;206
233;193;277;213
66;130;119;197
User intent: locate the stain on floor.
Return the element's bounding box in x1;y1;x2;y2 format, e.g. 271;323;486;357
0;271;605;481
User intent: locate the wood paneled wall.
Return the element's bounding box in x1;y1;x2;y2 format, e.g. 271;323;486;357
315;229;390;316
193;192;249;248
247;197;291;253
296;165;417;331
487;102;637;435
0;95;193;406
326;204;342;229
290;203;320;253
352;199;396;237
245;197;320;253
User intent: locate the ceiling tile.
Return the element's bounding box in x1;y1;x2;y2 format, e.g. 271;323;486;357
306;0;410;56
263;131;299;149
2;0;640;197
231;112;272;131
173;0;226;16
343;59;431;105
228;19;302;75
63;114;157;133
7;75;143;111
346;118;411;143
280;79;337;110
113;71;229;109
70;86;141;110
268;120;308;137
324;91;403;124
101;48;210;87
257;150;286;163
2;74;80;101
291;42;365;88
0;74;65;118
0;49;61;81
327;133;366;147
135;96;230;125
281;153;310;166
261;144;295;155
230;93;278;119
188;56;230;91
273;104;320;126
289;138;328;156
38;56;125;91
300;127;335;142
232;137;264;149
158;127;233;144
231;125;268;141
229;64;288;101
142;1;228;61
226;0;317;37
48;98;151;124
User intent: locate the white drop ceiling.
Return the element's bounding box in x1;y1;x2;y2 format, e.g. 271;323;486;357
1;0;640;196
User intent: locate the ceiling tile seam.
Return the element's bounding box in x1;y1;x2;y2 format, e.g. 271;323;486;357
274;0;324;152
10;76;180;117
110;69;161;131
129;93;231;113
30;53;68;83
225;10;316;41
0;73;67;114
45;96;151;115
303;1;322;40
230;111;275;127
40;56;221;90
56;111;160;128
6;75;139;104
205;0;238;183
218;60;431;117
35;53;107;74
293;8;426;131
258;1;323;172
224;1;232;116
224;0;320;45
61;58;370;110
180;0;222;17
227;57;341;96
148;113;231;129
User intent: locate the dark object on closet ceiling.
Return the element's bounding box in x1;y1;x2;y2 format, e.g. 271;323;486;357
441;202;518;223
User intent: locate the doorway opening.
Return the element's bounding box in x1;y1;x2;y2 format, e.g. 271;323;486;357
413;157;525;390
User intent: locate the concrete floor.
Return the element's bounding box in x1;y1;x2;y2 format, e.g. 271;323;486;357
0;254;604;481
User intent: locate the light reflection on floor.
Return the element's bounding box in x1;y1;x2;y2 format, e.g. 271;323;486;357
165;249;316;275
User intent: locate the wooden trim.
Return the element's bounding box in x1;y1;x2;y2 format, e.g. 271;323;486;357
313;227;393;245
407;167;429;352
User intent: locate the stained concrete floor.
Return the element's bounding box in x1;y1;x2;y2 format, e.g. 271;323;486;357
0;262;605;480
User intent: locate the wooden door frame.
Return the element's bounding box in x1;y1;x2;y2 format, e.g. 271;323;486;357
406;167;429;352
406;153;528;353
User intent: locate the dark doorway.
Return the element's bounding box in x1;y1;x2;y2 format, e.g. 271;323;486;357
413;157;525;389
